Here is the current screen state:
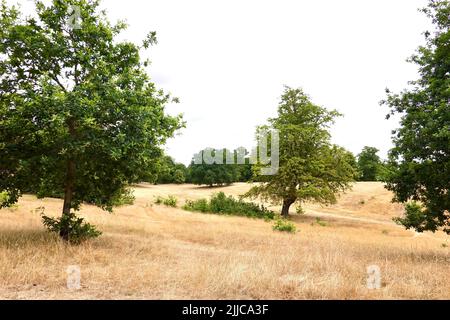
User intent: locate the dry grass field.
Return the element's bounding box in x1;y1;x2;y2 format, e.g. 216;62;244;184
0;182;448;300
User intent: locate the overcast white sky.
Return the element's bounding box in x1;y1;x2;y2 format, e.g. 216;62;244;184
17;0;431;164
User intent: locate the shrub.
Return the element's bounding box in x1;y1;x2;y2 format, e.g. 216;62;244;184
183;199;209;212
41;210;101;244
393;202;425;231
315;217;327;227
183;192;275;220
155;195;178;207
272;218;297;233
296;206;305;215
0;191;9;206
111;188;135;206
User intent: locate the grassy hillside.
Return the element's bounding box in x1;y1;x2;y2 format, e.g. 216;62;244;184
0;182;448;299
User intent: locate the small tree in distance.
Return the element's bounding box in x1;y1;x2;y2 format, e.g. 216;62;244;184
357;146;384;181
155;155;187;184
245;87;356;217
188;148;240;187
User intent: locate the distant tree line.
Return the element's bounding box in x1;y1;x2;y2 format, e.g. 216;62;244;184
155;145;393;186
153;148;253;187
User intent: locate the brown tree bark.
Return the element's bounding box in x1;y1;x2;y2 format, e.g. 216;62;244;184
60;159;75;241
281;198;295;217
60;118;76;241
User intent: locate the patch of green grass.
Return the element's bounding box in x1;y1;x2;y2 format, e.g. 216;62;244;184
315;217;327;227
442;243;448;248
182;192;275;220
272;218;297;233
155;195;178;207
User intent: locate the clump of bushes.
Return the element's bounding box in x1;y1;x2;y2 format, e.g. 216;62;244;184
40;208;102;244
0;191;18;210
155;195;178;207
272;218;297;233
0;191;9;206
315;217;328;227
393;201;424;231
110;188;135;207
183;192;275;220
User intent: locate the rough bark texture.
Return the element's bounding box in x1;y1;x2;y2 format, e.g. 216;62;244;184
60;119;76;241
281;198;295;217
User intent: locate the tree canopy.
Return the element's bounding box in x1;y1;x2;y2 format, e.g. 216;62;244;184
381;0;449;234
0;0;183;241
357;146;384;181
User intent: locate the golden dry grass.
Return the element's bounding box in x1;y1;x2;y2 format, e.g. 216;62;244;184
0;182;448;300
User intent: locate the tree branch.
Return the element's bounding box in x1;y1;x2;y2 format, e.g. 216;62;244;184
52;75;67;92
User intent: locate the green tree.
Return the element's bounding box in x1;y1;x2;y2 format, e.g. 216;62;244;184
233;147;253;182
357;146;383;181
245;87;356;217
155;155;187;184
188;148;240;187
381;0;449;234
0;0;183;241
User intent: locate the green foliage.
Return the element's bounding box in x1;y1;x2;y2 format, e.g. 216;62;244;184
0;191;9;206
0;0;183;240
381;0;450;234
296;206;305;215
188;148;240;186
154;195;178;207
245;87;356;216
110;188;135;207
357;146;384;181
183;198;209;212
393;202;433;233
41;211;101;244
155;155;187;184
183;192;275;220
315;217;327;227
272;218;297;233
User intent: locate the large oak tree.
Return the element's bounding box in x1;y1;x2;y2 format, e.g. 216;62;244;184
246;87;356;217
0;0;183;241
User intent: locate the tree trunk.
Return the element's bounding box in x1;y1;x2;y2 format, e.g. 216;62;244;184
281;198;295;217
61;118;76;241
60;159;75;241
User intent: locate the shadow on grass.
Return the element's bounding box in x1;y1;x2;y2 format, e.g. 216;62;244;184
190;184;236;190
